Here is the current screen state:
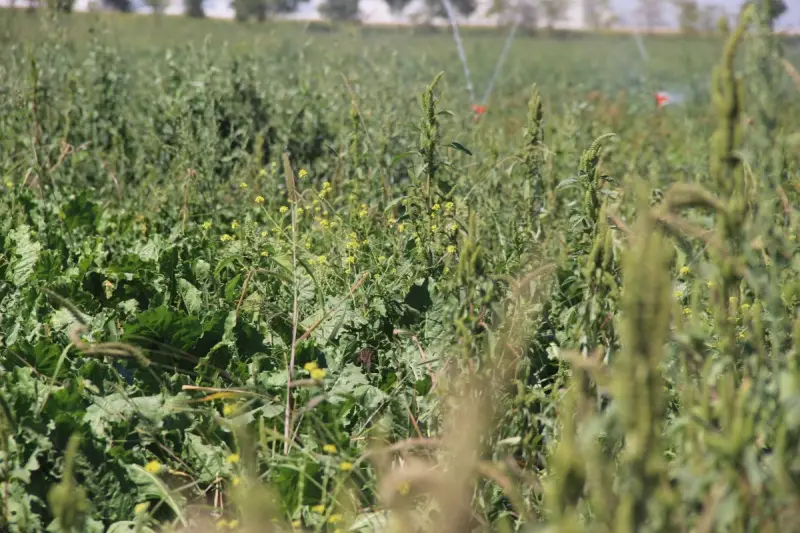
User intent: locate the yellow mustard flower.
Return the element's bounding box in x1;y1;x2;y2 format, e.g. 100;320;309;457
261;251;269;257
317;255;327;264
346;256;356;265
227;520;240;530
397;223;405;233
339;461;353;472
444;201;454;213
449;223;458;232
328;514;343;524
322;444;337;454
298;169;308;179
227;453;240;464
144;460;162;474
311;505;325;514
223;404;236;416
446;245;456;254
220;234;233;242
202;221;212;230
216;519;229;530
397;481;410;495
432;203;440;211
431;225;438;232
304;361;318;371
134;502;150;515
280;206;289;214
239;182;248;189
682;307;692;316
679;266;690;276
297;207;304;215
291;520;301;528
255;196;265;204
232;475;241;487
311;368;327;381
259;168;267;177
231;220;240;229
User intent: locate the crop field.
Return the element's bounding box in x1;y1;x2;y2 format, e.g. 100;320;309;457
2;5;800;533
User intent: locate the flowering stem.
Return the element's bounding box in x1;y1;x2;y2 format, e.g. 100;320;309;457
283;152;299;455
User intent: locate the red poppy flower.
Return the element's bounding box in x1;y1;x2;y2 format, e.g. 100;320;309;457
655;92;670;108
472;104;487;116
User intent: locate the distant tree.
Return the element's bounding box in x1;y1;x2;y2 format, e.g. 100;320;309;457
102;0;133;12
319;0;360;21
424;0;477;20
145;0;168;14
186;0;205;17
584;0;617;29
232;0;298;21
636;0;664;30
537;0;571;29
46;0;76;12
672;0;700;33
384;0;413;16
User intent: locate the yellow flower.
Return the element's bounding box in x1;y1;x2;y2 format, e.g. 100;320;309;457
231;220;240;229
216;519;229;530
339;461;353;471
738;330;746;340
259;168;267;177
280;206;289;214
220;234;233;242
674;291;684;299
255;196;265;204
741;303;751;311
444;201;454;213
232;475;241;487
679;266;690;276
682;307;692;316
298;168;308;179
387;217;396;226
432;203;440;211
346;256;356;265
431;225;438;232
134;502;150;515
202;221;212;230
317;255;327;264
227;453;240;464
144;460;162;474
223;403;236;416
397;481;411;495
239;182;248;189
449;223;458;232
707;280;715;288
291;520;301;528
311;505;325;514
304;361;318;371
322;444;337;454
446;245;456;255
297;207;304;215
227;520;240;530
261;230;268;237
397;223;405;233
261;251;269;257
328;514;343;524
319;219;330;229
311;368;327;381
322;181;331;190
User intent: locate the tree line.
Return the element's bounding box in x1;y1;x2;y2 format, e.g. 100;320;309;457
15;0;788;35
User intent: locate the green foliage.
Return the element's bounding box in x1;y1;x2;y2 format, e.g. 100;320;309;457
1;8;800;533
